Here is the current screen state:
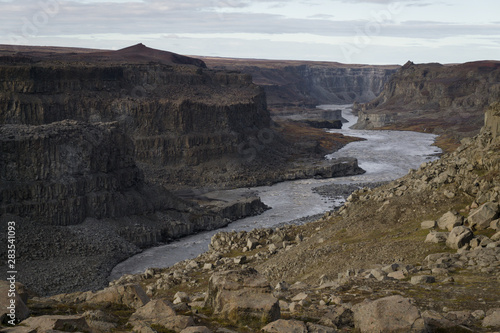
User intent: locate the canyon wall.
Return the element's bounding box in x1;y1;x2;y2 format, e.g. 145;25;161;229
0;60;269;168
202;58;399;107
353;60;500;149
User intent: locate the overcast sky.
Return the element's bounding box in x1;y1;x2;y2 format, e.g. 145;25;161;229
1;0;499;64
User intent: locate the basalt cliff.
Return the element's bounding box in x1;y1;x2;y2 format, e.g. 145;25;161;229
201;57;399;108
353;60;500;151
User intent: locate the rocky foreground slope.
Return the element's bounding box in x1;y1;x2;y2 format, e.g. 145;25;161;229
4;105;500;332
353;60;500;152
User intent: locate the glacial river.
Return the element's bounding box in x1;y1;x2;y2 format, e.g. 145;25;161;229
109;105;441;280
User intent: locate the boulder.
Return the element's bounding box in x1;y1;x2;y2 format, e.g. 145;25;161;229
410;275;435;285
491;231;500;241
261;319;308;332
205;268;280;326
422;310;466;331
319;305;354;328
353;295;426;332
483;309;500;328
468;202;499;230
446;226;474;249
180;326;213;333
437;211;464;231
87;283;150;309
247;237;259;250
306;322;339;333
0;281;30;325
20;315;91;332
388;271;406;280
421;220;437;229
129;299;177;321
491;219;500;230
129;300;195;333
424;232;448;244
174;291;191;304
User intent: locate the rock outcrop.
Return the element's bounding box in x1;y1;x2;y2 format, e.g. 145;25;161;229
353;60;500;150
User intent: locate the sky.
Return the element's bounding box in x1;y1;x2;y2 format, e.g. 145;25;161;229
0;0;499;65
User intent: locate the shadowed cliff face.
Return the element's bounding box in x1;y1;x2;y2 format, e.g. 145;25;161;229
0;61;269;168
201;57;399;107
353;61;500;151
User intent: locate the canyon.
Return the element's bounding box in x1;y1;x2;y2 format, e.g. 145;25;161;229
2;43;500;332
0;44;367;295
201;56;399;108
353;60;500;151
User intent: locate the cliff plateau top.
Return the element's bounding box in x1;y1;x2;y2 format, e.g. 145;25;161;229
0;43;207;67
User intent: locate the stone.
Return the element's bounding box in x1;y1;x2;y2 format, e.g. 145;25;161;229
289;302;302;313
129;299;177;321
233;256;247;264
425;232;449;244
320;305;354;328
491;219;500;230
21;315;91;332
410;275;435;284
261;319;308;332
291;292;310;302
186;260;200;270
247;237;259;250
84;309;118;332
353;295;426;333
181;326;213;333
388;271;406;280
306;322;338;333
469;202;500;231
275;281;289;291
422;310;466;332
491;231;500;241
446;226;474;249
437;211;464;231
87;283;150;309
421;220;437;229
129;299;195;332
204;268;280;326
382;263;401;273
174;292;191;304
483;309;500;328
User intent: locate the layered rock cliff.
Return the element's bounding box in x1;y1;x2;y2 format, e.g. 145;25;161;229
353;60;500;150
0;120;175;226
201;57;399;107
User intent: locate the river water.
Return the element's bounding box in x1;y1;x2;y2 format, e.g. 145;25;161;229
109;105;441;280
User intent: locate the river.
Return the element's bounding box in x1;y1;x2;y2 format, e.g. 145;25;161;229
109;105;442;280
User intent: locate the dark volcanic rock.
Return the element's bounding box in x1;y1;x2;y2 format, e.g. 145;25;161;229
353;60;500;148
0;120;173;225
202;57;399;107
